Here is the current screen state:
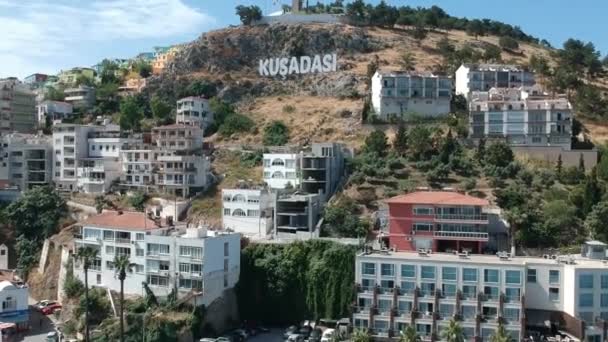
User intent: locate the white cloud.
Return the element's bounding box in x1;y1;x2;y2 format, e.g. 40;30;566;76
0;0;216;77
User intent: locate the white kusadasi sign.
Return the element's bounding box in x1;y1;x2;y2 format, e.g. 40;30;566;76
258;53;338;77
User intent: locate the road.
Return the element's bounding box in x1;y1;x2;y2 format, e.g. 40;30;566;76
248;329;284;342
18;296;58;342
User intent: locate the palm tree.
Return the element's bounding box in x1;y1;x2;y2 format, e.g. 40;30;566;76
399;326;420;342
490;324;512;342
441;318;465;342
113;255;135;342
73;246;99;342
351;328;372;342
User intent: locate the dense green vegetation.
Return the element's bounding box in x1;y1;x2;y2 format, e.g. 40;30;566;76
322;196;369;238
263;120;290;146
237;241;357;324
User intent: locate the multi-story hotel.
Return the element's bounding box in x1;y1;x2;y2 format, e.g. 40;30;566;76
0;133;52;192
455;64;535;99
0;78;37;134
222;186;274;238
73;210;240;307
370;71;452;120
176;97;214;130
354;240;608;342
469;86;572;149
385;191;490;254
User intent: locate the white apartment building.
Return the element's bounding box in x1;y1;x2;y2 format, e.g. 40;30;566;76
37;100;73;126
176;97;214;130
52;124;97;191
222;187;274;238
0;272;29;330
469;86;572;149
0;78;37;134
64;85;96;111
151;124;203;151
355;241;608;342
120;143;156;191
0;134;52;193
371;71;452;120
263;153;300;189
73;211;241;307
455;64;535;99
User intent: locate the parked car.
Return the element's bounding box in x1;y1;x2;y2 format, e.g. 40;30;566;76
233;328;249;340
298;325;312;339
284;325;298;339
215;337;231;342
258;326;270;333
320;328;335;342
286;334;304;342
308;328;323;342
34;300;55;311
199;339;216;342
41;303;62;315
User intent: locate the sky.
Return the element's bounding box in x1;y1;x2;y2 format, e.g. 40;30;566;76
1;0;606;79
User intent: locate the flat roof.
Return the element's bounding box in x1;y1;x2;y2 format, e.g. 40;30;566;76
81;211;162;231
385;191;489;206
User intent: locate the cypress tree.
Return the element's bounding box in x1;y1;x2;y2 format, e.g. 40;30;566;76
556;154;563;179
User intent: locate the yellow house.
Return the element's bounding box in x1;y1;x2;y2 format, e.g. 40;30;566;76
152;45;183;75
57;67;95;86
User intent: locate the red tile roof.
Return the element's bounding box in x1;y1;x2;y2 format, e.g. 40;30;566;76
385;191;489;206
81;211;161;231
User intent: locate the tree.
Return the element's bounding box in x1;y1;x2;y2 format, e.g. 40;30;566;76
129;191;148;212
483;45;502;62
490;324;512;342
150;95;172;123
498;36;519;50
132;60;152;78
95;196;105;214
74;246;99;342
585;201;608;242
555;154;563;179
263;121;290;146
484;142;514;168
119;96;143;131
475;139;486;163
409;125;432;160
114;255;135;342
345;0;367;22
436;37;456;57
323;197;367;238
542;200;582;246
400;52;416;71
351;329;372;342
364;130;388;156
411;21;428;46
235;5;262;25
393;123;408;155
582;167;603;217
75;74;94;87
45;86;65;101
6;186;67;239
466;19;484;39
578;153;586;175
399;326;420;342
441;318;465;342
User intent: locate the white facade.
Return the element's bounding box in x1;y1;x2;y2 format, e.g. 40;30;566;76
64;86;96;111
455;64;535;99
355;241;608;341
37;100;73;126
0;276;29;329
222;188;274;238
469;87;572;149
0;134;52;192
263;153;299;189
370;71;452;120
176;97;214;130
52;124;97;191
74;211;240;307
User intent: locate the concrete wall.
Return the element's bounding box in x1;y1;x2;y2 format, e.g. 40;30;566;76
512;146;598;169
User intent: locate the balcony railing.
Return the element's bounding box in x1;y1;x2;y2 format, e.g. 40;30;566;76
115;238;132;244
434;231;489;240
434;213;488;221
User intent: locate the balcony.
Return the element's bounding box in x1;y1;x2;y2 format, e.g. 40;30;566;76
434;231;489;241
115;238;132;244
434;213;488;222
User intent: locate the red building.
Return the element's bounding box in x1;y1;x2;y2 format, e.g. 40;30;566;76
386;191;490;253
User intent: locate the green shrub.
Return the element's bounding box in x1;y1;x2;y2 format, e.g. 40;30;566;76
129;191;148;211
282;105;295;113
64;274;85;299
219;114;255;136
263;121;289;145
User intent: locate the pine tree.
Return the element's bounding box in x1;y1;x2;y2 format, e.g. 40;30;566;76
475;138;486;163
582;167;603;217
556;154;563;179
579;153;586;175
393;122;408;155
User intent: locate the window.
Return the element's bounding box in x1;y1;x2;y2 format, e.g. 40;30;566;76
147;243;170;256
505;270;521;285
442;284;456;297
380;279;394;290
2;297;16;311
549;287;559;301
179;246;203;259
461;305;476;319
580;293;594;307
580;274;594;289
381;264;395;277
484;269;499;283
462;285;477;299
462;268;478;282
549;270;560;284
378;299;392;313
136;233;144;241
224;242;229;257
400;281;415;293
413;207;433;215
398;301;412;314
147;275;169;287
504;308;519;322
505;287;521;302
135;264;144;273
421;266;435;279
601;294;608;307
527;269;537;283
136;248;144;257
83;228;101;240
247;209;260;217
401;265;415;278
362;262;375;275
442;267;457;281
106;261;114;270
602;274;608;289
578;312;593;324
484;286;499;300
439;304;454;318
413;222;433;231
223;208;230;215
105;246;114;254
361;278;375;290
420;283;435;296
